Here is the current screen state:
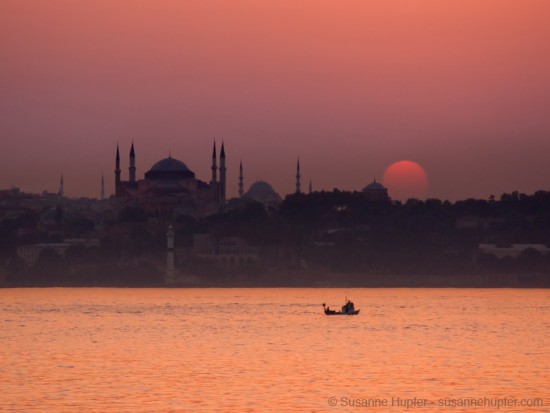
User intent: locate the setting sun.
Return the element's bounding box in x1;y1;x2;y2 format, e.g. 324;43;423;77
382;160;429;201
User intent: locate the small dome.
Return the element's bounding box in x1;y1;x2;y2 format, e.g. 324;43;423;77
362;179;390;201
247;181;277;195
244;181;282;207
363;179;387;191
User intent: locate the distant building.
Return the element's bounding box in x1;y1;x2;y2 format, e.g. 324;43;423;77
226;159;283;211
456;215;483;229
114;142;226;217
479;243;550;259
17;239;100;265
17;243;70;266
243;181;282;209
362;179;390;201
193;234;259;266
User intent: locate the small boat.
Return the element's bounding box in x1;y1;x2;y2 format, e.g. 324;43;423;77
323;300;360;316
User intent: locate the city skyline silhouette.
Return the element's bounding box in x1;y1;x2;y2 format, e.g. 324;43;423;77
1;1;549;200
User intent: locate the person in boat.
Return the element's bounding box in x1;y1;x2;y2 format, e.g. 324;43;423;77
342;300;350;313
324;305;336;315
342;300;355;313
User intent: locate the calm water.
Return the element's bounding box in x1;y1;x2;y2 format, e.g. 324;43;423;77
0;288;548;412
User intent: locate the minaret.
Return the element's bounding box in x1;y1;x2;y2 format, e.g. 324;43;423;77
58;174;64;197
309;180;312;194
129;142;136;184
219;142;226;205
165;225;176;284
101;174;105;200
238;161;244;197
295;158;301;194
211;141;217;184
115;144;121;195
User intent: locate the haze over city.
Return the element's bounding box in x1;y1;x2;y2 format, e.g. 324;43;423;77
1;3;549;411
1;1;549;200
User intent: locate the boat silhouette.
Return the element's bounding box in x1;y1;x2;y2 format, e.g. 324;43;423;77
323;300;360;316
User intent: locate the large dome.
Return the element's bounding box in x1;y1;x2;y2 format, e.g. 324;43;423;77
150;157;191;172
145;156;195;180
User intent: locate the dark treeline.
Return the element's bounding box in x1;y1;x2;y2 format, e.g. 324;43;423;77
277;190;550;277
195;190;550;278
2;190;550;286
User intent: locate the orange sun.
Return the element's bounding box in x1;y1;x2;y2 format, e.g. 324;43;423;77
382;160;429;201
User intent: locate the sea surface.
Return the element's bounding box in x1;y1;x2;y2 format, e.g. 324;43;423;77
0;288;548;412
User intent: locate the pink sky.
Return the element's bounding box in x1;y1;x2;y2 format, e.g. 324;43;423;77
1;1;549;200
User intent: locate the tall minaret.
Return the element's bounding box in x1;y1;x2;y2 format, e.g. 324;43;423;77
211;141;217;184
238;161;244;197
129;142;136;184
101;174;105;200
165;225;176;284
219;142;226;205
115;144;121;195
58;174;64;197
295;158;301;194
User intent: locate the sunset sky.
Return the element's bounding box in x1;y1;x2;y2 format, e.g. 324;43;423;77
1;1;549;201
